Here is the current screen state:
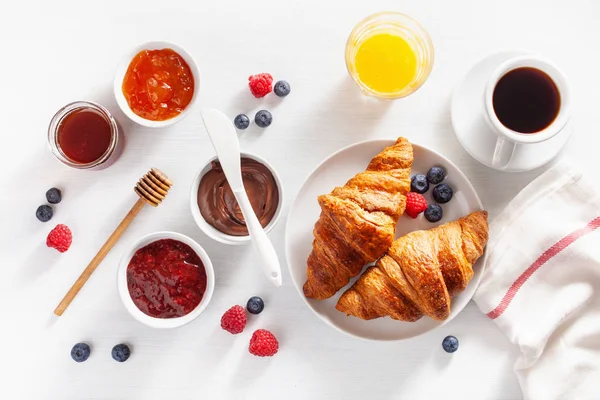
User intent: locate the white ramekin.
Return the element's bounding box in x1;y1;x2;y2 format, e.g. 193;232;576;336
117;231;214;329
190;152;284;245
113;41;201;128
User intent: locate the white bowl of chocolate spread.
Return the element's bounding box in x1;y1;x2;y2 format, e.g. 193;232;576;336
190;152;283;245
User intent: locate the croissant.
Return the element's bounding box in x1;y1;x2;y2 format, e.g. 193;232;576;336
336;211;489;322
303;137;413;300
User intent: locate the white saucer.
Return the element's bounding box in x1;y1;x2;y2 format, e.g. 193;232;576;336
451;51;572;172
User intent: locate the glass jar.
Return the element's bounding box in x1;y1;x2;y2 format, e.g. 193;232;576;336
345;12;435;99
48;101;122;170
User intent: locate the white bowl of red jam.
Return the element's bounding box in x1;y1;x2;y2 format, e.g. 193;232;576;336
114;41;200;128
190;152;284;245
117;231;214;328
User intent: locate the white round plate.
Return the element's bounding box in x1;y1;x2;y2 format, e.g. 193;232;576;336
451;51;571;172
285;139;486;341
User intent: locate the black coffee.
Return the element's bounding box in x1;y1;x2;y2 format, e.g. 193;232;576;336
492;67;560;134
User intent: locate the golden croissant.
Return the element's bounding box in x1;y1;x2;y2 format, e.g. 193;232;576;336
336;211;489;322
303;137;413;300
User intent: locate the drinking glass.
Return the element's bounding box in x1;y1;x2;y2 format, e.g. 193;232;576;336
345;12;434;99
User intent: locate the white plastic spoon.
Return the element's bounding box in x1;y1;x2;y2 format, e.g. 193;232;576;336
201;108;282;287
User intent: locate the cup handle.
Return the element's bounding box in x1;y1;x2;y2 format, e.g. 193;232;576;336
492;137;516;170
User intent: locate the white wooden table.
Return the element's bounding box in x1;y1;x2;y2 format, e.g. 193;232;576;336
2;1;599;399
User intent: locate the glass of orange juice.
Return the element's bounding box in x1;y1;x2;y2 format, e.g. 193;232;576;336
345;12;434;99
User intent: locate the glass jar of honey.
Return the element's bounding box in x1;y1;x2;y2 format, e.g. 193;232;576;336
345;12;434;99
48;101;122;170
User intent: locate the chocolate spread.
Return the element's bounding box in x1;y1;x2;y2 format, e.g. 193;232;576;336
197;158;279;236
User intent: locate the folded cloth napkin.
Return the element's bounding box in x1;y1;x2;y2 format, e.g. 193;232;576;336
474;160;600;400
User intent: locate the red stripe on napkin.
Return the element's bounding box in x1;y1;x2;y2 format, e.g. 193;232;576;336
487;216;600;320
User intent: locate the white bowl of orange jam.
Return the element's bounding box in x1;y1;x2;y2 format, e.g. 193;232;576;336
114;41;200;128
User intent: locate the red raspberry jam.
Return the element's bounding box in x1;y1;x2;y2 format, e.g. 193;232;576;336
126;239;207;318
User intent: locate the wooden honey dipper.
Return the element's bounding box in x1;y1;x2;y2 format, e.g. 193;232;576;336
54;168;173;316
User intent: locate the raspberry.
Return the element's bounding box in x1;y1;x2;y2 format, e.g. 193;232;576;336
46;224;72;253
249;329;278;357
220;305;247;334
405;192;428;219
248;73;273;98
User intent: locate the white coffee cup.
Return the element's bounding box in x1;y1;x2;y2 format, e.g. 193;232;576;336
484;55;571;170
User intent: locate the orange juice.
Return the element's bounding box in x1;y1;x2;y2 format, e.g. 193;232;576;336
354;33;418;94
345;12;434;99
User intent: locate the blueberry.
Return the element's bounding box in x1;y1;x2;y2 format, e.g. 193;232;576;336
255;110;272;128
442;335;459;353
246;296;265;315
427;166;446;185
46;187;62;204
111;344;131;362
234;114;250;130
71;343;91;363
424;204;443;223
273;80;291;97
410;174;429;194
432;183;453;204
36;205;53;222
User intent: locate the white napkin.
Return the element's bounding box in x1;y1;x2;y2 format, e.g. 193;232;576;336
473;160;600;400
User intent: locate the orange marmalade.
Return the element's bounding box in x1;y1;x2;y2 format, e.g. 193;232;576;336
122;49;195;121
